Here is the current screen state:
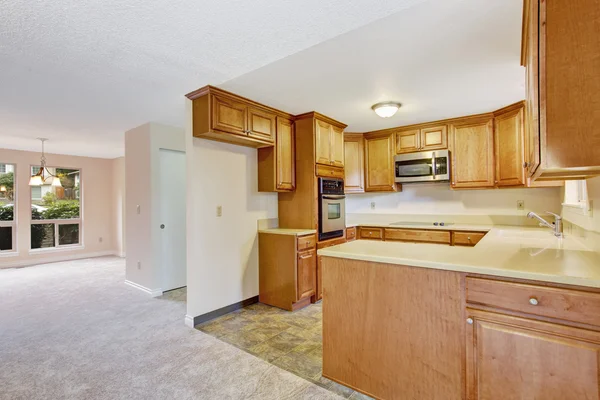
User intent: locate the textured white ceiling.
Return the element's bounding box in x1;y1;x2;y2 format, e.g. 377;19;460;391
222;0;526;132
0;0;428;158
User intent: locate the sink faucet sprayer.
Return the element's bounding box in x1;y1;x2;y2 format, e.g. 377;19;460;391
527;211;563;238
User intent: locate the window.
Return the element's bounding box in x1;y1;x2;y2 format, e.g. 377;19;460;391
563;180;590;215
0;163;16;252
30;166;81;250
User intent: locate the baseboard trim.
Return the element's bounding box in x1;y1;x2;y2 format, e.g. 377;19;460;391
124;280;163;297
184;315;195;328
0;250;118;269
193;295;259;326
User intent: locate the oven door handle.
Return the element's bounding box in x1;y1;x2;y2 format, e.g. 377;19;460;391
322;195;346;200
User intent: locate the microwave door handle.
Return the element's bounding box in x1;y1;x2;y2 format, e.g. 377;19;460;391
432;152;436;180
322;195;346;200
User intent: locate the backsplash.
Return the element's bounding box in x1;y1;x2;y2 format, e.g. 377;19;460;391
346;183;562;216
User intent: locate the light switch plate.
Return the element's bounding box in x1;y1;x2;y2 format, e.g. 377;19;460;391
216;206;223;217
517;200;525;210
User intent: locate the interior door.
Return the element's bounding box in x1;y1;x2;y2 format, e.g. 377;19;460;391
159;149;187;292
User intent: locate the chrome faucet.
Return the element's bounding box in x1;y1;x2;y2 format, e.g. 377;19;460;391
527;211;563;238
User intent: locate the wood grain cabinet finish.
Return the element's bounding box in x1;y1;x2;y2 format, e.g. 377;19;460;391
396;129;421;154
345;227;356;241
494;102;525;187
315;119;345;168
187;85;288;148
384;228;451;244
297;233;316;251
343;134;364;193
466;309;600;400
522;0;600;180
449;117;495;189
258;117;295;192
297;249;316;301
451;231;486;246
358;227;383;240
364;133;399;192
396;126;448;154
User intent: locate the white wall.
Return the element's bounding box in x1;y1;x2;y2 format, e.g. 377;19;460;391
562;176;600;233
185;100;278;320
347;183;562;216
125;122;185;294
112;157;126;257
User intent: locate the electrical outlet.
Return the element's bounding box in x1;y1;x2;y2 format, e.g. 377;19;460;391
370;202;376;210
517;200;525;210
137;261;141;270
216;206;223;217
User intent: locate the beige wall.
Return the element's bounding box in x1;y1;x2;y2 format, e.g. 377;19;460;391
112;157;126;257
185;101;278;321
124;122;185;294
562;176;600;233
347;184;562;217
0;148;122;268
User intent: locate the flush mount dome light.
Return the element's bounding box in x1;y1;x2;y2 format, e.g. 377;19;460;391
371;102;401;118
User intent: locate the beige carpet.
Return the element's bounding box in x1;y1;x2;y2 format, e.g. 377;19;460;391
0;257;341;400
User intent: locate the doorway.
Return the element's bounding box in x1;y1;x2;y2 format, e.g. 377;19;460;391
158;149;186;292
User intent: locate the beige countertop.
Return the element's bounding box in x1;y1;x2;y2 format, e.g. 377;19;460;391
346;221;494;232
319;226;600;288
258;228;317;236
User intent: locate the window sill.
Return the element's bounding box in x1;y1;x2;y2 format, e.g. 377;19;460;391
0;251;19;258
562;202;592;217
29;245;85;255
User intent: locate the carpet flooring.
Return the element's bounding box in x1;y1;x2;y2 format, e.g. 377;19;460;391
0;257;341;400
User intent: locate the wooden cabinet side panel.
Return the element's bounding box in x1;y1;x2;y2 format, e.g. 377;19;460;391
322;258;465;400
525;0;541;177
258;233;297;310
466;309;600;400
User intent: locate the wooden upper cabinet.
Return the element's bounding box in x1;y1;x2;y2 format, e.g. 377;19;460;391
449;117;495;189
315;120;333;166
331;126;344;168
297;249;316;301
247;106;276;143
364;133;398;192
257;116;295;192
396;129;420;154
494;103;525;187
212;94;248;136
344;134;364;193
420;125;447;151
521;0;600;180
466;309;600;400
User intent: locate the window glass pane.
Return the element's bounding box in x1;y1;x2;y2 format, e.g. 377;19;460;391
31;167;80;220
31;224;55;249
0;226;12;251
0;163;15;221
58;224;79;246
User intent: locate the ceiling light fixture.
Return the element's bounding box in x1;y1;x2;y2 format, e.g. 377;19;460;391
29;138;62;187
371;102;402;118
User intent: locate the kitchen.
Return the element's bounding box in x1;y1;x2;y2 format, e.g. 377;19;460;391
183;0;600;399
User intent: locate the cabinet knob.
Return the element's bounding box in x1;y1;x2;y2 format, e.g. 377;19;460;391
523;162;529;168
529;297;539;306
369;232;372;235
466;317;474;325
467;236;471;241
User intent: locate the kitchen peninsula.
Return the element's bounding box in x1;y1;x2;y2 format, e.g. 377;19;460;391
319;228;600;399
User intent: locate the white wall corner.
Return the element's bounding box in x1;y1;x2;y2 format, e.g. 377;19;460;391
184;315;195;328
124;280;163;297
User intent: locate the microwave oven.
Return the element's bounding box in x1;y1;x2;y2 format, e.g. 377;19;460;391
394;150;450;183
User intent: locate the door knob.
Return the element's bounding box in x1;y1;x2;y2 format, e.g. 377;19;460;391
160;224;165;229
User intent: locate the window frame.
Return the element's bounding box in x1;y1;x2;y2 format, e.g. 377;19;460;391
562;179;591;216
29;165;84;252
0;162;17;256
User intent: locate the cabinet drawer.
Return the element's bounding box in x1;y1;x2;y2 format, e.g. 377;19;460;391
297;234;316;251
452;231;486;246
346;227;357;241
384;228;450;244
359;227;383;240
466;277;600;327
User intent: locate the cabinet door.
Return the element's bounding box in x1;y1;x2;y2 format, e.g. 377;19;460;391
344;134;364;193
365;134;397;191
315;120;332;165
247;107;276;143
466;309;600;400
330;126;345;168
211;94;248;136
449;118;495;188
524;0;540;177
297;249;316;301
420;125;448;151
395;129;420;154
495;106;525;187
276;117;295;191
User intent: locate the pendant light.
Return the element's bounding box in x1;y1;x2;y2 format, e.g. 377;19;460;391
29;138;62;187
371;102;402;118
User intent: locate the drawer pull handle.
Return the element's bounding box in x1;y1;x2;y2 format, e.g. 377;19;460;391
467;236;471;241
529;297;539;306
466;318;474;325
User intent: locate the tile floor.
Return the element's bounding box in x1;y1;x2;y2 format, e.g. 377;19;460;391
197;301;373;399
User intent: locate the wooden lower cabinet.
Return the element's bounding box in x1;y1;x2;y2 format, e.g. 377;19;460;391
466;308;600;400
297;249;316;301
